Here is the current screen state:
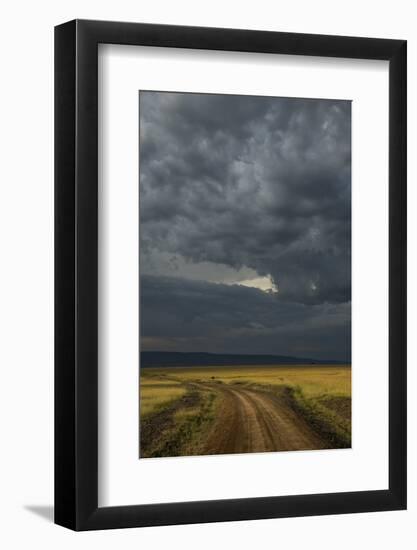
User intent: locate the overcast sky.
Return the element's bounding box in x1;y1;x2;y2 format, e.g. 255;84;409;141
139;91;351;361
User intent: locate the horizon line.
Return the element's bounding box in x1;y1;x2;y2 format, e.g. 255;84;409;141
141;349;351;363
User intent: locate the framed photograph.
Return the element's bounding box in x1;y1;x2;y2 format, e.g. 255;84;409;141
55;19;406;530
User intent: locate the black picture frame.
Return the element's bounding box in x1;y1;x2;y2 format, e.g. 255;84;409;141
55;19;407;531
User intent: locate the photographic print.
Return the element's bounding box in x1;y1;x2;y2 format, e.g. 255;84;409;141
139;91;351;459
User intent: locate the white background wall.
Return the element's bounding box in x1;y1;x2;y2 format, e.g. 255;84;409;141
0;1;415;548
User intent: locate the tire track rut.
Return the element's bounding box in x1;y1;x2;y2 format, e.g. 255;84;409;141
199;383;328;454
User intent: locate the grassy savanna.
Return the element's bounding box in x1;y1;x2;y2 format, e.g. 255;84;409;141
139;365;351;458
140;378;187;418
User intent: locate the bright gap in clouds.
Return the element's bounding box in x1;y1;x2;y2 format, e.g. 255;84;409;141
141;250;278;293
232;275;278;294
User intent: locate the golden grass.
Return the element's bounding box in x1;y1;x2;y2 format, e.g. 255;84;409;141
139;380;187;418
140;377;181;386
141;365;351;400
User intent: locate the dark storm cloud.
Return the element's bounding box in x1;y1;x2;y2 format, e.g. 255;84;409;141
140;92;351;305
139;91;351;358
140;276;351;361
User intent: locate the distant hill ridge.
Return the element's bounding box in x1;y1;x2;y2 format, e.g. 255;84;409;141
141;351;346;368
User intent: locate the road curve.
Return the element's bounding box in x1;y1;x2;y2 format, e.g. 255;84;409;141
200;384;327;455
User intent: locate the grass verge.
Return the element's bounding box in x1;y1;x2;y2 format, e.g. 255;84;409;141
140;389;218;458
285;385;351;448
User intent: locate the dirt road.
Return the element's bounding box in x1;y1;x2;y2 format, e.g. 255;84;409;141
201;384;328;454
